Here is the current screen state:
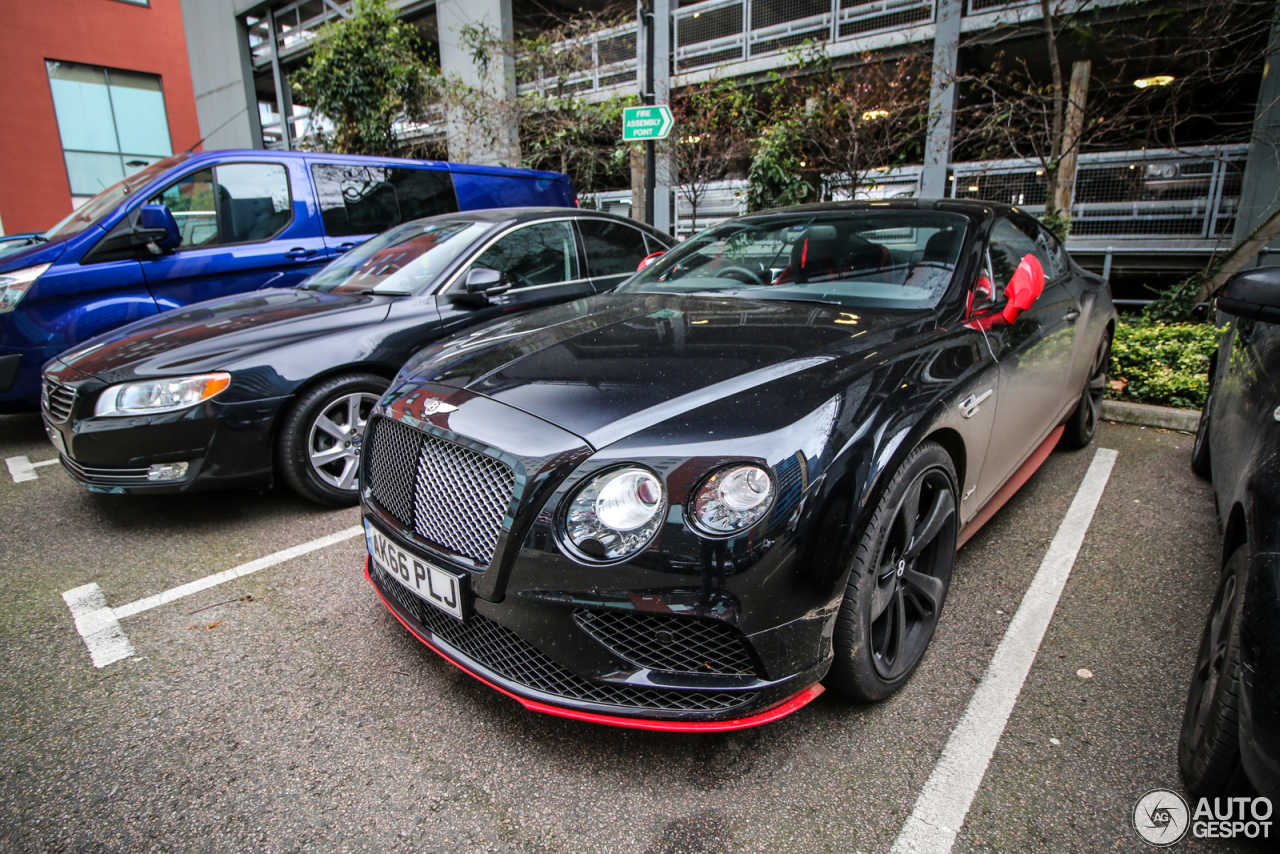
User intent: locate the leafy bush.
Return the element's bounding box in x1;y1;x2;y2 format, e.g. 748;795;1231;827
1107;319;1221;410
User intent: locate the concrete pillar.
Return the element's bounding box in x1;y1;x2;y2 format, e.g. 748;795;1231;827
438;0;521;166
921;0;962;199
636;0;673;234
1233;11;1280;245
180;0;262;150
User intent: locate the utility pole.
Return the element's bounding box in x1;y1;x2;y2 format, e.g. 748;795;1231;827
636;0;672;233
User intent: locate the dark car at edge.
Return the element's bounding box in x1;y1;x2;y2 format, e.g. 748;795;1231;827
356;199;1116;729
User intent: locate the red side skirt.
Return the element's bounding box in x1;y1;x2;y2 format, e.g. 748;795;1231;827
957;425;1064;548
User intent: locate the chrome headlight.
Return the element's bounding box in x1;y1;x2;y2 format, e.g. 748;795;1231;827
690;464;775;536
95;373;231;417
562;466;666;562
0;263;51;313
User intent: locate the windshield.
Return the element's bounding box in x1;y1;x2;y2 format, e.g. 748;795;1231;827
621;210;969;310
43;155;190;241
300;219;492;295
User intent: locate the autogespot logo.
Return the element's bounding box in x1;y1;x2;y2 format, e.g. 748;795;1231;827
1133;789;1190;846
1133;790;1275;845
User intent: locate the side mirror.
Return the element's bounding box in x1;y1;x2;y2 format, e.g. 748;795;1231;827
449;268;510;306
999;254;1045;325
135;204;180;254
637;250;665;271
1218;268;1280;323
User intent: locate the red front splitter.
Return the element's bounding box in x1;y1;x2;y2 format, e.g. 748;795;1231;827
365;558;825;732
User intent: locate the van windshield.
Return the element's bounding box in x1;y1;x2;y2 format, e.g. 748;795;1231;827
43;155;190;241
300;219;492;295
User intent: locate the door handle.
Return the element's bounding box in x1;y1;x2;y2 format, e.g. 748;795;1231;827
959;389;993;418
334;243;356;254
284;247;319;260
1064;308;1081;322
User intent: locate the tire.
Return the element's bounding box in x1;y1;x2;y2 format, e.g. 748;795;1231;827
1191;369;1214;480
1060;333;1110;449
1179;544;1253;798
827;441;959;702
277;372;388;506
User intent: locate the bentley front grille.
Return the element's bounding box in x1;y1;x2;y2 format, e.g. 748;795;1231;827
575;608;759;676
373;563;756;714
366;416;515;567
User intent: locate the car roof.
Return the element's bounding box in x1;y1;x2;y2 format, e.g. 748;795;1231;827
181;149;570;182
405;206;671;240
733;198;1018;226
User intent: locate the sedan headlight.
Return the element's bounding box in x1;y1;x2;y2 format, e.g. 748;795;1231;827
690;464;775;536
95;373;231;416
0;263;51;313
562;466;666;562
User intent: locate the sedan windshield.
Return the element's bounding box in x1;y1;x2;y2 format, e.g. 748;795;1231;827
621;210;969;310
301;220;492;295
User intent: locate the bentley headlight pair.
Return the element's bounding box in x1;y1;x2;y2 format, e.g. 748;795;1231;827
562;463;775;562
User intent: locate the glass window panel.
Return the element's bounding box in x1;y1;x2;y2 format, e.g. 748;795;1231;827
578;219;650;278
64;151;124;196
153;168;218;249
47;62;118;154
214;163;292;244
469;222;578;289
107;70;172;156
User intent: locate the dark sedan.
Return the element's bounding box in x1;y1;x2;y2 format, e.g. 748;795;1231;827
40;208;672;504
1181;266;1280;802
357;200;1115;729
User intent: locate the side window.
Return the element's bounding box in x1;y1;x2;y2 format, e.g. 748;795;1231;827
987;217;1050;296
311;164;459;237
468;222;579;289
151;163;291;249
578;219;651;278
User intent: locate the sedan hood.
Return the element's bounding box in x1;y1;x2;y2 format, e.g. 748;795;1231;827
399;293;931;447
56;288;394;384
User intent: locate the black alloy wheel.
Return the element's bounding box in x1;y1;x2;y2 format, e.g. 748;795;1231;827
828;441;959;701
1061;334;1110;449
278;372;388;506
1179;545;1253;797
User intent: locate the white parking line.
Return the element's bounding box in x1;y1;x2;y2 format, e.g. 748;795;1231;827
889;447;1119;854
64;525;364;668
6;455;59;483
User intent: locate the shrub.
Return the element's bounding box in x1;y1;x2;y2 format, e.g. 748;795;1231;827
1107;319;1221;410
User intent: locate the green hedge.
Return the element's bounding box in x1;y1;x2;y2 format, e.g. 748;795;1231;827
1107;319;1221;410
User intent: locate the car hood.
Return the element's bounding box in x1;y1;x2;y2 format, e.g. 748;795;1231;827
55;288;394;384
0;235;69;270
397;292;932;448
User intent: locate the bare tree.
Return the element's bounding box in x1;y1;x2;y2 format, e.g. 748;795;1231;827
670;76;756;231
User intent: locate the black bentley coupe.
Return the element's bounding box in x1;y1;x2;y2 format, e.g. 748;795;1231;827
40;208;671;504
358;200;1115;729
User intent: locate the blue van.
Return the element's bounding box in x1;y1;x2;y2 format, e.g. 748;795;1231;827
0;150;575;412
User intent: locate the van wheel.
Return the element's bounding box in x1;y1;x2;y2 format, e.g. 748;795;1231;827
278;372;387;506
827;441;958;702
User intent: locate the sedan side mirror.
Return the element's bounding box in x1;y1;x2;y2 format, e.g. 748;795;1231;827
1218;267;1280;323
449;268;511;306
135;204;180;254
965;254;1045;330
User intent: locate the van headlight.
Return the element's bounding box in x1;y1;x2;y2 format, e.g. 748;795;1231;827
562;466;666;562
0;263;51;313
95;373;231;416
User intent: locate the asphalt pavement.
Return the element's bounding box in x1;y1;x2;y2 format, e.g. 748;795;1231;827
0;412;1265;853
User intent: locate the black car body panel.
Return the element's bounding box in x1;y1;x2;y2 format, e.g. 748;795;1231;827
358;199;1117;723
41;209;673;495
1204;270;1280;799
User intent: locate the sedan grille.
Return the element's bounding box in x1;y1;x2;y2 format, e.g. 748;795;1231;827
575;609;759;676
61;458;152;485
373;564;755;713
366;417;515;567
42;378;76;422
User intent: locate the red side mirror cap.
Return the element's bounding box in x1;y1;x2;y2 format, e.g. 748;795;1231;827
638;250;665;271
1000;254;1045;325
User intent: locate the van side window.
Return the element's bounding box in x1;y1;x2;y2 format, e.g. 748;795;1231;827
578;219;650;278
151;163;292;249
311;164;459;237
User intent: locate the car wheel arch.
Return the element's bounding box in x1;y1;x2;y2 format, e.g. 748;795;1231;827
267;362;399;466
1223;502;1249;570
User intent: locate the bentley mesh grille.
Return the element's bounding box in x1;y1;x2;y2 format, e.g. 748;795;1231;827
42;378;75;423
575;609;759;676
373;564;755;713
366;417;515;566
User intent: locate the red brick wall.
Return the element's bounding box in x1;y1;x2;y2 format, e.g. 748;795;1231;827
0;0;200;235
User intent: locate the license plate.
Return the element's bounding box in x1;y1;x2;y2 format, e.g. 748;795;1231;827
365;520;465;621
45;424;67;457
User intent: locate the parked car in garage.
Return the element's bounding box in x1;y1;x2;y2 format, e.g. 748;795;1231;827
0;149;576;413
358;199;1115;729
1181;265;1280;801
40;208;671;505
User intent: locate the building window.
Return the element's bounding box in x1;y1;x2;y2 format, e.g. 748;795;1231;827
46;61;172;200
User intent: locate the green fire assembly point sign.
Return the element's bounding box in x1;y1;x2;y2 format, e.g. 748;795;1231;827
622;105;674;141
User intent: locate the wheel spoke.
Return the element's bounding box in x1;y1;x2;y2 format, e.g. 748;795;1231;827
902;567;946;613
314;415;348;442
886;589;907;667
346;395;362;432
310;445;350;467
871;579;896;621
905;488;955;559
898;477;924;544
336;457;358;490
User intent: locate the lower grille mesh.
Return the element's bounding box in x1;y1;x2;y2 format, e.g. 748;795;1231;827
373;564;756;713
575;609;758;676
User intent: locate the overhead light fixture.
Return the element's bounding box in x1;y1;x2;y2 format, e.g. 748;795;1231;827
1133;75;1174;88
968;185;980;192
862;109;890;121
1035;169;1044;176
